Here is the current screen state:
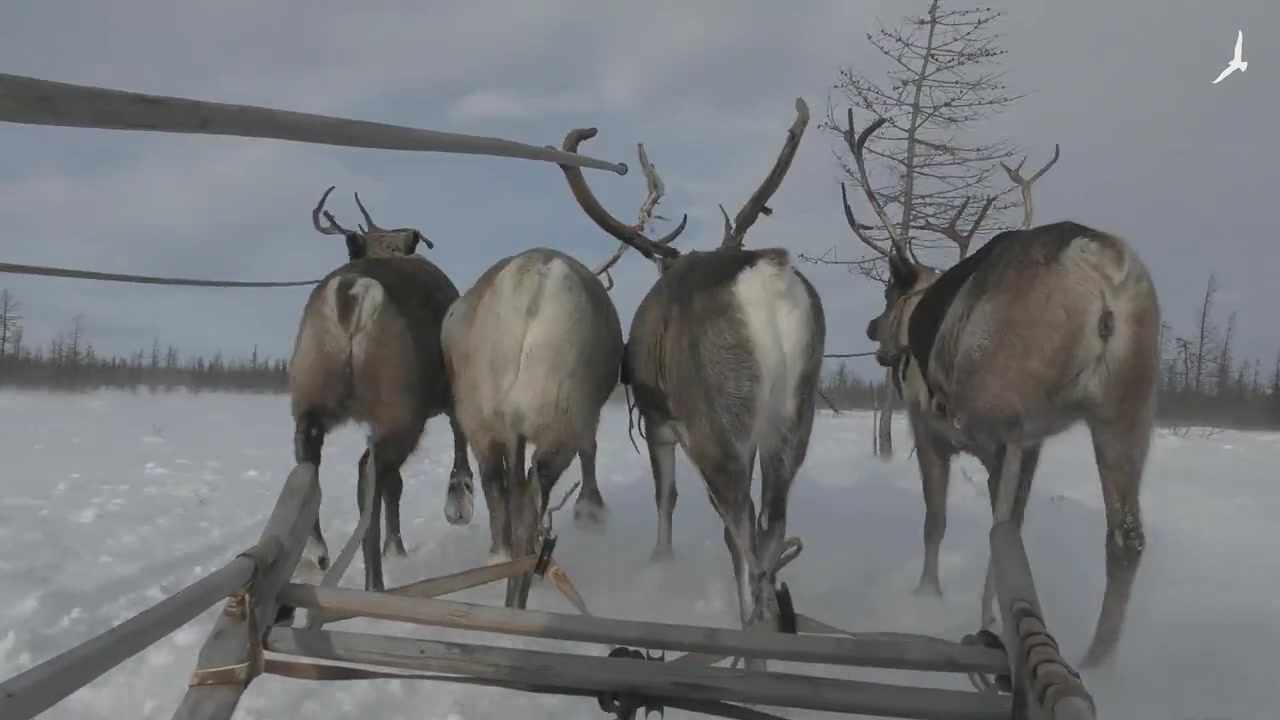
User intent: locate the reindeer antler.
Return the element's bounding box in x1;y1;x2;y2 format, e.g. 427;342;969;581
838;182;891;261
720;97;810;249
837;110;920;268
917;195;996;261
1000;144;1060;230
556;128;687;265
312;185;358;237
591;142;681;291
352;191;384;233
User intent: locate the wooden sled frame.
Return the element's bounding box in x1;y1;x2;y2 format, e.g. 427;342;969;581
0;463;1097;720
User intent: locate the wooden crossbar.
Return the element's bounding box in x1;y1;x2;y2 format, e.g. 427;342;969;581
265;627;1013;720
278;583;1009;674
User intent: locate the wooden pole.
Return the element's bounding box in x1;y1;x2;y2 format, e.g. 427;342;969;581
0;554;259;720
989;521;1096;720
170;463;321;720
0;73;628;174
278;583;1008;674
268;627;1013;720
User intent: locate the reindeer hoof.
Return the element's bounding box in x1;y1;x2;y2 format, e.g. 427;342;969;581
573;498;609;531
382;536;408;558
913;578;942;597
1078;645;1111;670
444;486;474;526
649;547;674;563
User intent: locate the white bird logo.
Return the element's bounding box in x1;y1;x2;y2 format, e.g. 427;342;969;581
1212;30;1248;84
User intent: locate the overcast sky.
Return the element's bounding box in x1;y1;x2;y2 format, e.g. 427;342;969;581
1;0;1275;379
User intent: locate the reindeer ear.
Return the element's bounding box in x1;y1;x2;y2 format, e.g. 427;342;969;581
888;253;917;288
345;233;366;261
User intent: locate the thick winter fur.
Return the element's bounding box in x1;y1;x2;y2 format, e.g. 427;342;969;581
442;247;623;608
628;247;825;636
867;220;1159;668
289;254;474;591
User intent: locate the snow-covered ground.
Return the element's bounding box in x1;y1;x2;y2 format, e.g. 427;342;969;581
0;388;1276;719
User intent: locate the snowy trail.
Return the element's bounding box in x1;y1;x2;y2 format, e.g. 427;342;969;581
1;388;1277;719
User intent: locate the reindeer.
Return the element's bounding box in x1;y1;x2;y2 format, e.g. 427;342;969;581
441;145;687;609
288;186;475;592
554;99;825;663
845;112;1159;668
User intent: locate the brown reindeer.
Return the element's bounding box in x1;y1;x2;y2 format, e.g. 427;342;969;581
288;187;474;591
847;112;1159;668
441;144;686;608
555;100;826;668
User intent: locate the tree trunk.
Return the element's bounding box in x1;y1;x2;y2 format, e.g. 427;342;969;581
876;367;895;459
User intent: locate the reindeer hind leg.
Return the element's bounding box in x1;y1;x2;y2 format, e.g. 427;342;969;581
381;467;408;558
645;419;679;562
473;440;510;565
573;438;609;531
444;410;475;526
1079;412;1150;668
504;437;536;609
907;411;952;597
361;433;415;592
294;410;330;571
685;432;765;669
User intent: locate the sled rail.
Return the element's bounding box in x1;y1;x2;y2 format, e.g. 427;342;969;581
0;463;320;720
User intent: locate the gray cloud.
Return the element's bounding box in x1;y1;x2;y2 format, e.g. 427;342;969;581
1;0;1275;377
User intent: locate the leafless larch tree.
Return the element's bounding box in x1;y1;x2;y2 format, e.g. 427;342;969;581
803;0;1027;457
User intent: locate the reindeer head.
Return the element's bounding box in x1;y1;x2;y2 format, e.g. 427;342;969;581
311;185;434;261
866;253;939;369
555;98;810;284
843;107;1061;375
831;111;939;371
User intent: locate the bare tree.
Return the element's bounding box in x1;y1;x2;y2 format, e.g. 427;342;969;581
1272;348;1280;401
66;314;86;367
1175;337;1193;393
1216;310;1237;399
0;288;21;358
803;0;1025;457
1191;273;1220;395
811;0;1024;273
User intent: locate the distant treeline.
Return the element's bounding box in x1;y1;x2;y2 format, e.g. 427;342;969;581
0;290;287;393
2;282;1278;429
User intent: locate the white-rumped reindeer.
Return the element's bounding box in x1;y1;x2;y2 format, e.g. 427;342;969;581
441;144;686;609
555;99;826;665
846;111;1159;668
288;187;475;592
